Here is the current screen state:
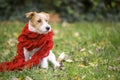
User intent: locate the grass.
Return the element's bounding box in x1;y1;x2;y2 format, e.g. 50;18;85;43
0;21;120;80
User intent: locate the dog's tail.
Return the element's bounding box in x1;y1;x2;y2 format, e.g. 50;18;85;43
57;52;65;62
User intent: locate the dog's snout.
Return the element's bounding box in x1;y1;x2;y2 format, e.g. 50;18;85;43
46;27;50;31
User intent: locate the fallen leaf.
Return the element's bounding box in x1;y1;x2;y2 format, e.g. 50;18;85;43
65;59;74;63
116;57;120;61
74;32;79;37
11;77;19;80
89;62;98;67
25;76;33;80
80;48;86;52
82;75;86;79
44;76;47;80
78;64;85;67
92;43;97;47
108;66;118;71
74;75;80;80
3;49;10;55
74;59;81;62
11;77;22;80
107;74;110;78
35;69;47;73
88;50;93;54
7;38;17;46
13;32;19;38
53;74;61;78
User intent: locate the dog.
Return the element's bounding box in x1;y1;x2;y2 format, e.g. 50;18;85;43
0;11;66;72
24;11;65;69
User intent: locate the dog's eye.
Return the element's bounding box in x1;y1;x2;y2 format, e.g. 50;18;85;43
46;20;48;22
37;20;41;23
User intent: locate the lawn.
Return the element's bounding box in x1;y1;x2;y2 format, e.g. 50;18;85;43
0;21;120;80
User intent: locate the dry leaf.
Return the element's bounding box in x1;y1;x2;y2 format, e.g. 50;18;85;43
108;66;118;71
82;75;86;79
65;59;74;63
74;32;79;37
78;64;85;67
13;32;19;38
11;77;19;80
7;38;17;46
3;49;10;55
35;69;47;73
74;75;80;80
107;75;110;78
89;63;98;67
88;50;93;54
25;76;33;80
80;48;86;52
11;77;22;80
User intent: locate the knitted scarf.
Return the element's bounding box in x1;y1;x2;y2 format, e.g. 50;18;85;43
0;23;54;72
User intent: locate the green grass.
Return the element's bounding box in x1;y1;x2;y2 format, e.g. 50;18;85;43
0;21;120;80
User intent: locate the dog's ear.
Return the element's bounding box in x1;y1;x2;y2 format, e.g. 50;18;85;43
25;12;36;19
40;12;50;20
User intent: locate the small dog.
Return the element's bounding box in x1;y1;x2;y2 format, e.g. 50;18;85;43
24;11;65;69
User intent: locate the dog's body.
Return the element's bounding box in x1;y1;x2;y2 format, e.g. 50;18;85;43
23;22;60;68
24;12;63;69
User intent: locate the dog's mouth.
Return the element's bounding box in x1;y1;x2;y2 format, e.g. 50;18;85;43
36;29;50;34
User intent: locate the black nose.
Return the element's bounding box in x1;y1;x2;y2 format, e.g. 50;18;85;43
46;27;50;31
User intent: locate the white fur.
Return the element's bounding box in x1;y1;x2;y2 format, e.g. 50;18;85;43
39;14;51;33
40;51;60;68
23;47;40;61
23;22;60;68
39;21;51;33
24;48;60;68
28;22;37;33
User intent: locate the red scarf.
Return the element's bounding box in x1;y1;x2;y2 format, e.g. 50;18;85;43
0;23;54;72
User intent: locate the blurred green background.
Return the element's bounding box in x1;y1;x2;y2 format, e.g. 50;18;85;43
0;0;120;22
0;0;120;80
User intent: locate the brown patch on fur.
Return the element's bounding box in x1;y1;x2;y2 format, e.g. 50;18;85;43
26;12;37;19
40;12;50;20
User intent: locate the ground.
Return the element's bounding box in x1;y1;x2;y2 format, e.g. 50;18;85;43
0;21;120;80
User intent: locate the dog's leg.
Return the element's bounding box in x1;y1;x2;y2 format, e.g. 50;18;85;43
48;50;60;68
40;57;48;69
23;47;30;61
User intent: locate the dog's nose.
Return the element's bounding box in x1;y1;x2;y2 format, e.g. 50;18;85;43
46;27;50;31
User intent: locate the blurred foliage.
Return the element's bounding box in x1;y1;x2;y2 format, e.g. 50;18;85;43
0;0;120;22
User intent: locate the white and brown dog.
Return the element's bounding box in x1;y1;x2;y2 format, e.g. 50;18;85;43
24;11;65;69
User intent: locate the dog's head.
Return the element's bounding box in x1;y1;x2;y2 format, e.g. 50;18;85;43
26;11;51;34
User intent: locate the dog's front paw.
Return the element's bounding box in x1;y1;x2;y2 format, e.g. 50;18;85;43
54;62;61;69
40;63;48;69
41;65;48;69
